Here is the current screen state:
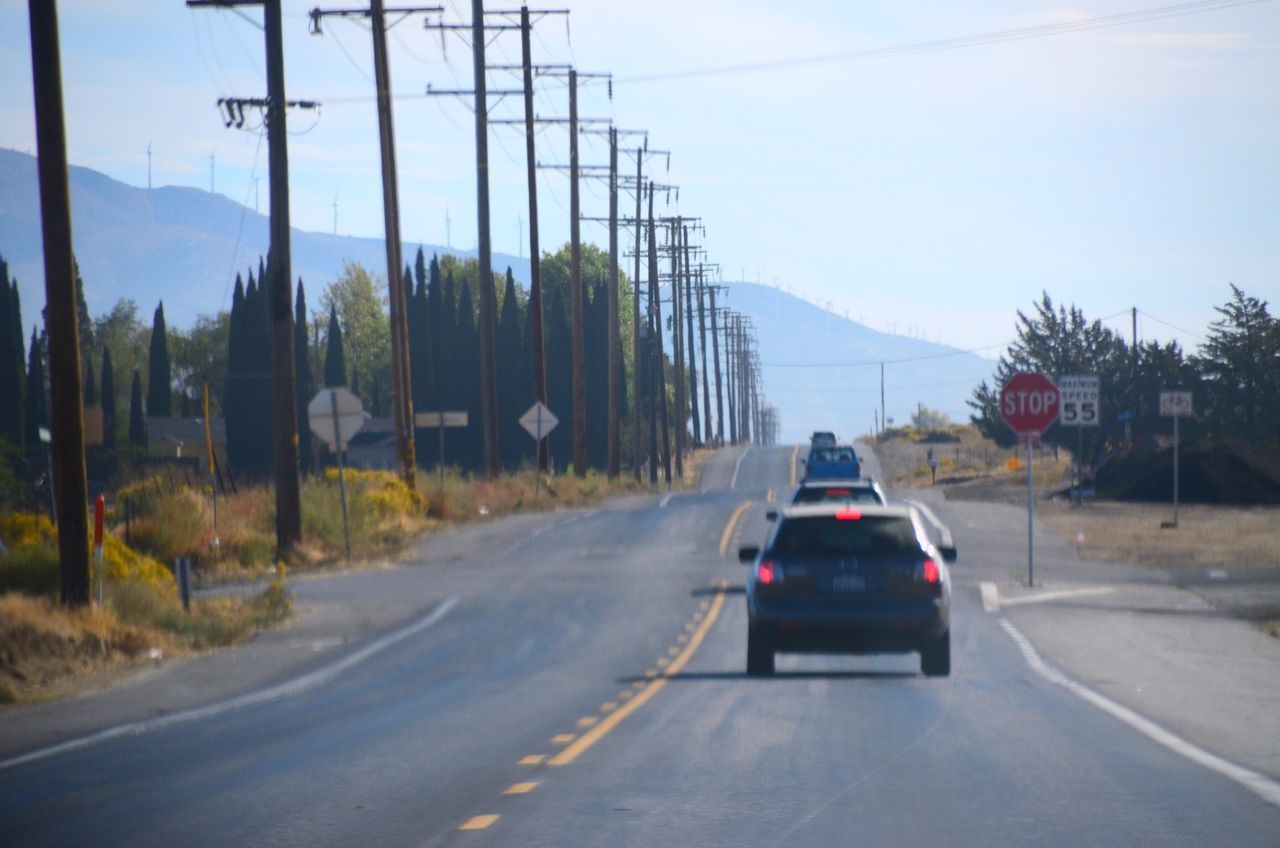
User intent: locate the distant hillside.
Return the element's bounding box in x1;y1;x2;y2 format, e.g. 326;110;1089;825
0;148;530;328
714;283;996;444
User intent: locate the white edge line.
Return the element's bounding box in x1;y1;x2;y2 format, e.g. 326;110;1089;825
729;446;752;489
999;617;1280;808
0;596;460;772
1000;587;1114;607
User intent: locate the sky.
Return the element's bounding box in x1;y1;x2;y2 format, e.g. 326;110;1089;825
2;0;1278;362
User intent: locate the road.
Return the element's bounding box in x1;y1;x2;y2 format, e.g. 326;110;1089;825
3;444;1279;846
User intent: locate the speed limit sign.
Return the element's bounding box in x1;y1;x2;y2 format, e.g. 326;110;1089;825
1058;375;1100;427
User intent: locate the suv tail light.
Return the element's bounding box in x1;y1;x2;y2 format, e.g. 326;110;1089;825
918;559;939;584
834;508;861;521
757;559;780;585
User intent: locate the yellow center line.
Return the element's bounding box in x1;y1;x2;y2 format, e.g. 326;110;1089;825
551;734;575;745
576;716;599;728
601;701;618;713
549;590;727;767
790;444;799;487
504;781;539;795
718;500;754;557
518;754;545;765
459;815;500;831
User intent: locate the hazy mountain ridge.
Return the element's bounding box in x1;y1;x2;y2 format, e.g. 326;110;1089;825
0;148;530;328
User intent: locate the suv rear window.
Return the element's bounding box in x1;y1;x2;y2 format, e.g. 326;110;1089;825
793;487;883;505
808;448;857;464
772;516;919;557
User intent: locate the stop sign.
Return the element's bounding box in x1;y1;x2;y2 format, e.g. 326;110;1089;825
1000;372;1060;436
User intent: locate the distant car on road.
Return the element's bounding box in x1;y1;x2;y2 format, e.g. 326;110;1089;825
803;445;861;480
790;478;885;507
740;503;955;677
810;431;838;448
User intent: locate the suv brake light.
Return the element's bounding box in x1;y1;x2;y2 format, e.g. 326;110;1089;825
835;508;861;521
757;559;779;585
919;559;939;584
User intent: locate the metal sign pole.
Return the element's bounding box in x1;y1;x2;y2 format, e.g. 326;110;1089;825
1172;411;1180;528
439;424;445;490
534;406;542;497
331;391;352;562
1027;436;1035;587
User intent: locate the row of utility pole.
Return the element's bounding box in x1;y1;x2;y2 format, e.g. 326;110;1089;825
25;0;773;606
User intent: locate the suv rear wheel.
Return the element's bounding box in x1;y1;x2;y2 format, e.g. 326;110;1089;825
747;626;774;676
920;630;950;677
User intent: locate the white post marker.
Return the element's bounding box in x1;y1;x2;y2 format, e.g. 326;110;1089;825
414;411;469;488
1160;390;1193;528
519;402;559;496
308;387;367;562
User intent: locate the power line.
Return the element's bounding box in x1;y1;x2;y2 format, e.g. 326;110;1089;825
762;340;1013;368
619;0;1272;84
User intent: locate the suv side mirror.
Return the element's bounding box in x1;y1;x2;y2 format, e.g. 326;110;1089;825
939;544;958;563
765;510;778;522
738;545;760;564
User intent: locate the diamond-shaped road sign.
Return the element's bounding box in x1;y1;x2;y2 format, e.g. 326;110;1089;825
519;402;558;442
308;387;366;449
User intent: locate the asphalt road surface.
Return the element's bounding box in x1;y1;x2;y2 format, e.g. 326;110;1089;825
3;445;1278;846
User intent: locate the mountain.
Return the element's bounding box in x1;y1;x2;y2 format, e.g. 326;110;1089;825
714;283;996;444
0;148;530;328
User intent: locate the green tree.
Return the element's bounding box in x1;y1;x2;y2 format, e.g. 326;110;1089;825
321;261;390;413
295;279;315;475
147;301;171;418
170;311;230;415
497;268;527;470
101;347;117;451
323;304;345;388
0;260;24;448
24;328;47;452
128;369;146;450
1192;285;1279;447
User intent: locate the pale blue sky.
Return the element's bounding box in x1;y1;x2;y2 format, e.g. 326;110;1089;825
3;0;1277;355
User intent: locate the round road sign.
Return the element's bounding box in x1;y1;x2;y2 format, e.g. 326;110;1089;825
1000;372;1060;436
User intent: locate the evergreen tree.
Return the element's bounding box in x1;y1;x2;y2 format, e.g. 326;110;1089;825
101;347;117;450
497;268;527;470
224;275;248;475
247;270;275;476
128;369;146;449
585;280;608;470
24;328;47;452
1193;285;1279;447
546;287;572;470
0;261;23;448
295;279;315;475
146;301;171;417
409;259;437;467
323;304;346;387
84;351;97;406
440;269;458;410
456;278;481;470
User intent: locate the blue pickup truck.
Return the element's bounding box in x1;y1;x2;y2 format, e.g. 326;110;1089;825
803;445;862;480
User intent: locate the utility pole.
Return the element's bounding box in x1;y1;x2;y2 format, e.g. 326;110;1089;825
471;0;500;478
568;68;586;477
648;182;671;485
696;265;712;445
309;3;443;488
709;287;724;445
196;0;303;555
519;5;548;473
632;148;644;479
669;218;684;478
725;311;738;444
606;125;620;478
28;0;90;605
682;225;700;446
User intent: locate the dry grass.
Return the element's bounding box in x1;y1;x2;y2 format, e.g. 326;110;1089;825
875;426;1072;490
1037;500;1280;569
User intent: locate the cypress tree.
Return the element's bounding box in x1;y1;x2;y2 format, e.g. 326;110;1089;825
224;275;248;475
497;268;526;470
295;279;314;475
546;287;572;470
84;351;97;406
146;301;171;417
409;261;436;467
323;304;345;388
440;269;458;410
101;347;117;451
128;369;146;449
0;262;23;448
24;327;47;452
427;254;444;405
456;278;480;470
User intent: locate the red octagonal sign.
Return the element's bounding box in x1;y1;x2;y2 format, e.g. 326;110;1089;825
1000;372;1060;436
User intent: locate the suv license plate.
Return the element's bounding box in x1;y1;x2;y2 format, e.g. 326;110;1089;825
833;575;865;592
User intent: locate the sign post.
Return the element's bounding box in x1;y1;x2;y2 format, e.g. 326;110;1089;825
308;387;366;562
1058;374;1100;506
414;411;470;488
519;402;559;496
1000;372;1060;587
1159;390;1193;528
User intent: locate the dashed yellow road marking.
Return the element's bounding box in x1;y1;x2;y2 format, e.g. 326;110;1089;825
518;754;545;765
601;701;618;713
766;487;775;502
504;782;539;795
552;734;575;745
617;690;633;701
667;646;680;656
459;815;500;831
684;622;695;632
790;444;800;486
700;600;710;611
576;716;599;728
677;634;689;644
644;668;658;678
549;590;728;767
718;501;754;557
656;657;670;668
